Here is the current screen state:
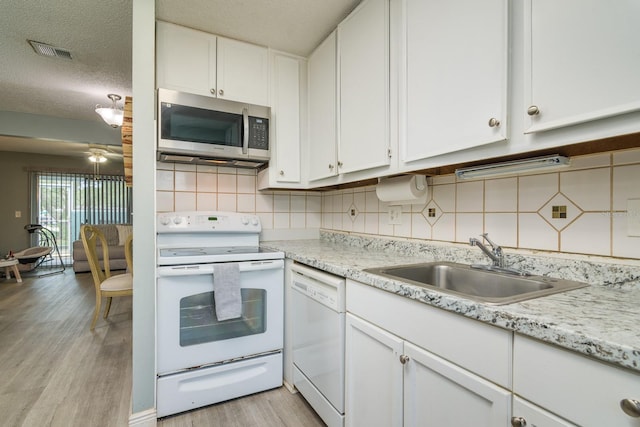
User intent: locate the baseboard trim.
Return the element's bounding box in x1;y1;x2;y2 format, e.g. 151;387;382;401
129;408;157;427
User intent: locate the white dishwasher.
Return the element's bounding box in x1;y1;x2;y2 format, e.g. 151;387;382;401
291;263;346;427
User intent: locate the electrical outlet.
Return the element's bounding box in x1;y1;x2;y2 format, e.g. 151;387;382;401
388;206;402;225
15;211;21;218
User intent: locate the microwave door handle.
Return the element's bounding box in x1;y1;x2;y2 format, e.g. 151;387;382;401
242;107;249;155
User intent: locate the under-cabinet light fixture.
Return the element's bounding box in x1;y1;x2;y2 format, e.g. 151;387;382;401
455;155;570;180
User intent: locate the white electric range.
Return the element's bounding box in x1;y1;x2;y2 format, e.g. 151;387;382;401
156;211;284;418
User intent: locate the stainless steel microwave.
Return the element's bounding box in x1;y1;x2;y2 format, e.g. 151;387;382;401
157;88;271;168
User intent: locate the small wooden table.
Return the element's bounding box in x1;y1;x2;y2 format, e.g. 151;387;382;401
0;258;22;283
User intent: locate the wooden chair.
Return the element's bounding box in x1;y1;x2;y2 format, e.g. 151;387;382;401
124;233;133;273
80;224;133;330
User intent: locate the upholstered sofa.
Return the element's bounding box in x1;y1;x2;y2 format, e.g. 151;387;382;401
72;224;132;273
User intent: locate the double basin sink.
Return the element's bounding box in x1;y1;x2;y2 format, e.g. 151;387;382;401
364;261;588;305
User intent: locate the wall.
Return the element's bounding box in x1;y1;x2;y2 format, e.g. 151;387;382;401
156;148;640;260
0;151;123;256
323;148;640;259
156;162;322;237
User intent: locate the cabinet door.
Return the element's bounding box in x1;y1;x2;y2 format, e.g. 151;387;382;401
345;314;403;427
156;21;216;97
524;0;640;133
512;397;578;427
338;0;390;174
403;342;511;427
401;0;508;162
217;37;269;106
271;54;301;183
307;31;338;182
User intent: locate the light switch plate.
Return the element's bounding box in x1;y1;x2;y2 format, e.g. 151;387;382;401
627;199;640;236
15;210;21;218
388;206;402;225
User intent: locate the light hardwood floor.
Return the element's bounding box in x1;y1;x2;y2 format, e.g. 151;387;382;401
0;269;325;427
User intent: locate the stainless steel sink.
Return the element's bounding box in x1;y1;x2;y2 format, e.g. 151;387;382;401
364;261;588;304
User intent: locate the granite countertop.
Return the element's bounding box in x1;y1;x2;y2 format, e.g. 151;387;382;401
263;232;640;373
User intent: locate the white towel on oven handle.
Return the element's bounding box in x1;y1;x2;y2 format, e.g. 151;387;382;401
212;263;242;321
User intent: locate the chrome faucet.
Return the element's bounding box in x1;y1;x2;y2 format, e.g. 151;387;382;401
469;233;529;276
469;233;504;268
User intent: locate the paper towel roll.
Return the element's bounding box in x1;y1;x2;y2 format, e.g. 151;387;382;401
376;175;429;205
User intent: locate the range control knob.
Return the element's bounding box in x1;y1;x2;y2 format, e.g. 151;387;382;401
251;217;259;226
173;216;183;225
160;216;171;225
241;216;250;225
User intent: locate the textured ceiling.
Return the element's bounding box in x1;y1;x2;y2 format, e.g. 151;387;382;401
156;0;361;57
0;0;359;156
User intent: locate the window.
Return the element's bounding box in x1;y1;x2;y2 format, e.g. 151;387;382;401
30;171;132;265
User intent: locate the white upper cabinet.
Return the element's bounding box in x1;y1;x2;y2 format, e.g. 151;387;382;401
156;21;269;106
270;53;303;184
524;0;640;133
400;0;508;164
307;31;338;182
338;0;390;175
156;21;216;98
216;37;269;106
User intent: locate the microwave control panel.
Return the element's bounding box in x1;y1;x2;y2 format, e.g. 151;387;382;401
248;117;269;150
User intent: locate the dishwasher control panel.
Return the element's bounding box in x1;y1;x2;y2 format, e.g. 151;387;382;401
290;264;345;312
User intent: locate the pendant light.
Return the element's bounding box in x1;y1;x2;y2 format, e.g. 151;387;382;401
95;94;124;128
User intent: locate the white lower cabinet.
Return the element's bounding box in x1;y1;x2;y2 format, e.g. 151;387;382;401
513;334;640;427
345;313;403;427
346;313;511;426
512;396;577;427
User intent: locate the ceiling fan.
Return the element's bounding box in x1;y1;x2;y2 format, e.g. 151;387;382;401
85;144;123;163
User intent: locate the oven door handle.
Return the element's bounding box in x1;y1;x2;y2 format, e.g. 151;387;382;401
157;265;215;277
238;260;284;272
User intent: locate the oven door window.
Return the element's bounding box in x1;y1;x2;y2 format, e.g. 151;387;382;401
179;289;266;347
160;102;242;147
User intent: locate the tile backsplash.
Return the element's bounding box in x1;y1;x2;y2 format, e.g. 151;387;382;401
157;148;640;260
156;163;322;231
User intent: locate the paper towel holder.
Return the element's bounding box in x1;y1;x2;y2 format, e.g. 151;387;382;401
376;175;429;205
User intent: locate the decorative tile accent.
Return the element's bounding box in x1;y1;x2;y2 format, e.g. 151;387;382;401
552;205;567;219
540;194;581;230
422;201;442;225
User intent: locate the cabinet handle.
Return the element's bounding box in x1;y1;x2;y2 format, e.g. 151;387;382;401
328;164;334;170
510;416;527;427
337;161;343;168
219;89;224;96
527;105;540;116
488;118;501;128
210;88;216;95
399;355;410;364
279;170;285;176
620;399;640;417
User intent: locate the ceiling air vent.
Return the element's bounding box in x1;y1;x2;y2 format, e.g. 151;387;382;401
28;40;72;60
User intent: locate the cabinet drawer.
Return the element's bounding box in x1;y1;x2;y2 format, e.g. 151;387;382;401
346;279;512;388
513;334;640;426
513;396;577;427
